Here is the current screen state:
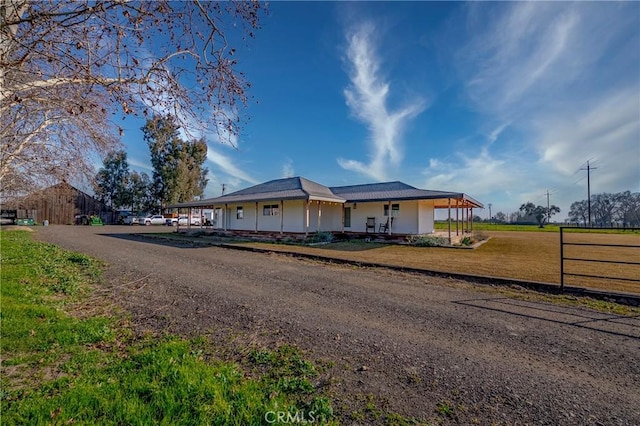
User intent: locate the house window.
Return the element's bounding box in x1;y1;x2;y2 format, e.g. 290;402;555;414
236;206;244;219
384;204;400;217
263;204;279;216
344;207;351;228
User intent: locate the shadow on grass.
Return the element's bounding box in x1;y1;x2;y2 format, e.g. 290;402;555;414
99;232;391;253
97;232;222;249
454;297;640;340
315;241;387;252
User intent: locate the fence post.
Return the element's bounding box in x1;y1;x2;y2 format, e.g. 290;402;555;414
559;227;564;291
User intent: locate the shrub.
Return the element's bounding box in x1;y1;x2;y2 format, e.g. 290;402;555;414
308;231;334;244
406;234;450;247
279;236;297;244
460;236;473;246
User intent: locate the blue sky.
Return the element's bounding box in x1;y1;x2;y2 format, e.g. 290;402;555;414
122;1;639;220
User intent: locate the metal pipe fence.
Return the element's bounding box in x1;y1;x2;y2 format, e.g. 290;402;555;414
560;227;640;291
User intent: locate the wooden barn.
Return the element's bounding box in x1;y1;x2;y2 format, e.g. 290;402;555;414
4;183;113;225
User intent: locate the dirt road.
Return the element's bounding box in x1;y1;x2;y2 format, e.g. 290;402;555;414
36;226;640;425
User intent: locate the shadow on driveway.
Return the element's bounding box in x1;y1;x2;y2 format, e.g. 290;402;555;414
453;297;640;339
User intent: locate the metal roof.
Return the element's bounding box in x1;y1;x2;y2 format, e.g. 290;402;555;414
168;177;345;208
168;178;483;209
330;181;483;207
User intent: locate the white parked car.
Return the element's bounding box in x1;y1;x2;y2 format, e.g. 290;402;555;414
142;215;166;226
123;215;139;225
177;215;201;226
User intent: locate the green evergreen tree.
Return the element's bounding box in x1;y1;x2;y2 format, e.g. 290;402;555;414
94;150;130;209
142;115;209;210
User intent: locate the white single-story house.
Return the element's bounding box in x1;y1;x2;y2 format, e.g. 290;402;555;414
168;176;483;239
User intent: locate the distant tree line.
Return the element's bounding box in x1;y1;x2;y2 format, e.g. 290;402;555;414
568;191;640;227
94;115;208;213
475;191;640;228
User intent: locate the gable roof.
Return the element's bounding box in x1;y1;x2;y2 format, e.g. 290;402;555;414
224;177;345;203
169;177;345;208
168;177;482;208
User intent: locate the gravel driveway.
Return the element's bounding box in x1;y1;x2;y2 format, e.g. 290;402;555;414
36;225;640;425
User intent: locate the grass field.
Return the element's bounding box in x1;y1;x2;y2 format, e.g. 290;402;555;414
0;230;335;425
434;221;563;232
434;221;640;234
238;230;640;295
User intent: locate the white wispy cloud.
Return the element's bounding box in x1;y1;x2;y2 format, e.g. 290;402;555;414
338;22;426;181
535;89;640;189
206;147;258;185
486;122;511;147
460;2;581;117
426;2;639;215
424;148;521;199
281;158;295;178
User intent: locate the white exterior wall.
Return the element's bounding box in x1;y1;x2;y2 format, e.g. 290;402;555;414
225;203;257;231
417;200;435;234
306;201;343;232
344;201;421;234
320;202;343;231
344;202;380;232
214;199;434;235
282;200;305;233
391;201;419;234
222;200;307;233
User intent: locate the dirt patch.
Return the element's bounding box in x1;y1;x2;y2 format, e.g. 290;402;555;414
0;225;35;232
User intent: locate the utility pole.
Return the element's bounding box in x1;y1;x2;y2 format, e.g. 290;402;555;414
488;203;492;224
579;161;597;227
221;183;226;196
546;190;551;225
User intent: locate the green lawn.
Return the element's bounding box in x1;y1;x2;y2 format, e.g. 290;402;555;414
434;221;561;232
0;230;334;425
434;221;640;234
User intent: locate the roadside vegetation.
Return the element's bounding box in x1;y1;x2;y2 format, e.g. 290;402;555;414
0;230;335;425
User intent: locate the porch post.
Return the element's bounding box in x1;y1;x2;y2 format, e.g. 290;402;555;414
470;207;473;232
305;199;310;236
255;202;258;232
447;198;451;244
318;201;322;231
466;207;470;233
280;200;284;235
465;207;468;233
341;204;345;233
388;201;392;235
224;204;228;231
455;199;459;236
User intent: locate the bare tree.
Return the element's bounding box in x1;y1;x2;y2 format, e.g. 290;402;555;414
1;0;263;197
568;200;589;226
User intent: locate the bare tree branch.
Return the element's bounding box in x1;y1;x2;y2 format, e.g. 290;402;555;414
0;0;264;198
